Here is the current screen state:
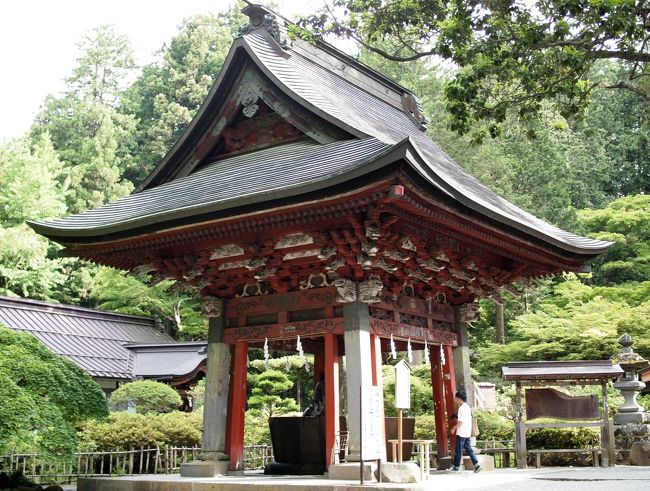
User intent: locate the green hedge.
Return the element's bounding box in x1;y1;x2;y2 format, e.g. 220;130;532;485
77;411;202;451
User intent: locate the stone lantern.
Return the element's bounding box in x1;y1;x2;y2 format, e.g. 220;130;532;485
613;333;650;463
613;333;650;425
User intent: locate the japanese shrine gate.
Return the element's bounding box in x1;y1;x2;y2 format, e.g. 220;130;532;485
31;3;611;476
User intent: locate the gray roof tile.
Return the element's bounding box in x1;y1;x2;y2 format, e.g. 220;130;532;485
0;296;173;380
29;28;611;256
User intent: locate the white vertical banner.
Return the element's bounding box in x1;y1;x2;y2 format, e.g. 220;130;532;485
360;385;383;460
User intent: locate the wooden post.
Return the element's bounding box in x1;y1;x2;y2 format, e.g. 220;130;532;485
515;382;527;469
228;341;248;472
398;408;403;463
602;381;612;466
431;345;449;457
324;333;340;467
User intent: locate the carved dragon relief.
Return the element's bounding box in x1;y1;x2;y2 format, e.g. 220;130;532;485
326;257;346;273
405;268;432;283
359;278;384;303
334;279;356;303
209;244;244;260
275;232;314;249
372;257;398;273
200;295;224;317
283;248;321;261
459;302;480;323
417;257;445;272
383;249;410;263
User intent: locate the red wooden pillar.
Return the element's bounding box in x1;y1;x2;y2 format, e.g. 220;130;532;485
313;349;325;385
443;344;457;456
431;344;449;457
228;341;248;471
324;333;340;467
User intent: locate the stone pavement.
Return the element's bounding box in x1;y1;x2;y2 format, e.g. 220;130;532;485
75;466;650;491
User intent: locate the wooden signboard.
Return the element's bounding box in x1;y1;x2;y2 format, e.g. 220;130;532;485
395;359;412;409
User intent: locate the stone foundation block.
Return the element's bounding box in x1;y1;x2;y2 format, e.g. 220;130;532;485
180;459;229;477
463;454;495;471
327;462;376;481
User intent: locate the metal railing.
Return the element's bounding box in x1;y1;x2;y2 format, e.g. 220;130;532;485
0;445;274;484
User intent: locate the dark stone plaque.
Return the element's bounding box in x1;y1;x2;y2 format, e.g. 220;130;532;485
526;388;599;421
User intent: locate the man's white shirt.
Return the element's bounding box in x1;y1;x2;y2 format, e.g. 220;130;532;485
457;402;472;438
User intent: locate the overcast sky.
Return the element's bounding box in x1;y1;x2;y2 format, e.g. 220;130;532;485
0;1;325;142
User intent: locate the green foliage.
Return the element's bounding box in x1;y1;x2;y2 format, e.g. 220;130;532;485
90;267;207;340
474;410;515;441
188;378;206;410
301;1;649;140
473;274;650;376
109;380;182;415
121;6;246;182
244;410;271;446
578;194;650;285
77;411;201;451
247;369;299;420
248;354;314;411
0;134;67;226
0;325;108;453
413;415;436;440
382;362;433;416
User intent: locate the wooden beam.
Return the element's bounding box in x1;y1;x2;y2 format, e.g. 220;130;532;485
223;318;345;344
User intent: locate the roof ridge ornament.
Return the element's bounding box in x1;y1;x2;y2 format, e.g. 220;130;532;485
239;3;291;51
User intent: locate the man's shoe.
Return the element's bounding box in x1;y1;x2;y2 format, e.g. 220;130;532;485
473;465;481;473
447;466;460;471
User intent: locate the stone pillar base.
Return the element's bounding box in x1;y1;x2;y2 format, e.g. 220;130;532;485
180;459;229;477
463;454;494;471
614;423;650;464
328;462;377;481
437;456;453;470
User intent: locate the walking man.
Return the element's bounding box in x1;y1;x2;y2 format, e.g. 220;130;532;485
449;390;481;472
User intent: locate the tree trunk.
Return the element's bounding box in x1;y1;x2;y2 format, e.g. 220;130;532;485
495;291;505;344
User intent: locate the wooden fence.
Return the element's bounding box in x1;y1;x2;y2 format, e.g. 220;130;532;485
0;445;274;484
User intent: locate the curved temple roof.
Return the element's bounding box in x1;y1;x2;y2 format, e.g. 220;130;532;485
29;11;611;258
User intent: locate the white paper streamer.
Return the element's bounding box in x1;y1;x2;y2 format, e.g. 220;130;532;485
424;340;430;365
440;344;446;366
390;333;397;360
263;337;269;369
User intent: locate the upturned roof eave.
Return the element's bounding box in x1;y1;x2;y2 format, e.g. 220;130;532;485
401;137;613;256
28;139;409;243
30;137;610;258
